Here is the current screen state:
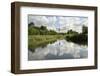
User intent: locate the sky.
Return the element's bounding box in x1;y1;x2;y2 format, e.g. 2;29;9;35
28;15;88;33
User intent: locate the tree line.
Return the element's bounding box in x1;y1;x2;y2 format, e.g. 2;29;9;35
66;25;88;44
28;22;88;35
28;22;57;35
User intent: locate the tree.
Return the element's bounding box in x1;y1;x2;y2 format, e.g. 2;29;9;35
40;26;47;30
82;25;88;34
28;27;40;35
28;22;35;27
67;29;78;35
28;25;58;35
48;30;57;35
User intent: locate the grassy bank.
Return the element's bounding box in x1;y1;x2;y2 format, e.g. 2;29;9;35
28;34;87;50
28;35;65;49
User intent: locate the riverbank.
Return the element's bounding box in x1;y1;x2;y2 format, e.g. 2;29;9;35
66;34;87;45
28;35;65;49
28;33;88;50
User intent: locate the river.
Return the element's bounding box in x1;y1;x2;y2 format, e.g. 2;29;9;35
28;39;88;60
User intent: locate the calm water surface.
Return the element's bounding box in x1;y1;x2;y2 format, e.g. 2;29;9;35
28;39;88;60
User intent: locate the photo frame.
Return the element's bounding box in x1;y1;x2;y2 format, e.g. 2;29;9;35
11;2;98;74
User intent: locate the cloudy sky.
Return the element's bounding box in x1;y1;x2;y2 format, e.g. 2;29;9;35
28;15;88;33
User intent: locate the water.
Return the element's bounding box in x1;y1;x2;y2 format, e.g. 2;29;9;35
28;39;88;60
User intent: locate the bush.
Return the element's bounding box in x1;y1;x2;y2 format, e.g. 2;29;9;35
28;25;57;35
66;34;87;45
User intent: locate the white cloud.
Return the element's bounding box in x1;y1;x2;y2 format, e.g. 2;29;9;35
28;15;48;27
28;15;88;33
46;16;57;31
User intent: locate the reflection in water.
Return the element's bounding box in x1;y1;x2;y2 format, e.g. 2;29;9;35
28;39;88;60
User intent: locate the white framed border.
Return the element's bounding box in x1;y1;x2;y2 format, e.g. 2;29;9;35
20;6;95;70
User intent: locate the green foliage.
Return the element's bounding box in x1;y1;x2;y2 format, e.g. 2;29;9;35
28;24;58;35
48;30;57;35
82;25;88;34
66;34;87;44
67;29;78;35
28;22;35;27
28;23;88;45
40;26;47;30
65;25;88;45
28;27;40;35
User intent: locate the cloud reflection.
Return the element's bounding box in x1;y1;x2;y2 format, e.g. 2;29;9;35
28;39;88;60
